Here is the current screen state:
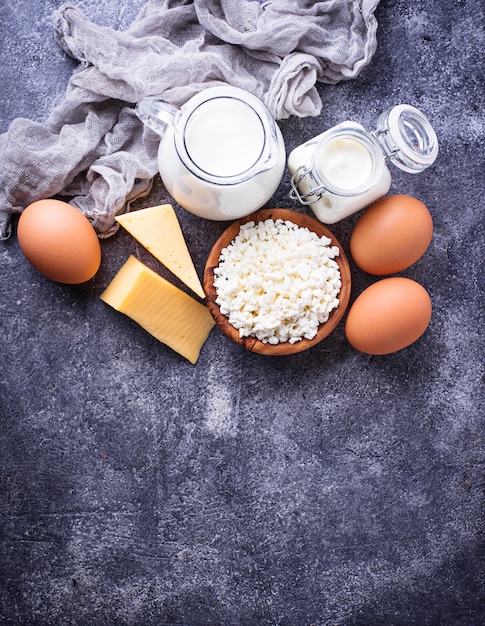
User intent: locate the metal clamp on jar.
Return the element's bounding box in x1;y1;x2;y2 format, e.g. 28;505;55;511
288;104;439;224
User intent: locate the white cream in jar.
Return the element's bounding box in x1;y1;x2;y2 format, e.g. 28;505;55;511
288;105;439;224
316;136;373;189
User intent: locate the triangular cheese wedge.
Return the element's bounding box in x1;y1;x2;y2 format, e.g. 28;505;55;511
116;204;205;299
100;256;214;364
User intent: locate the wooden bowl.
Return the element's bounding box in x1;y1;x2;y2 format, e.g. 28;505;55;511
203;208;351;355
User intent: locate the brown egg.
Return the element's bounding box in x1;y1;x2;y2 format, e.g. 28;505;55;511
17;199;101;284
350;194;433;275
345;277;432;355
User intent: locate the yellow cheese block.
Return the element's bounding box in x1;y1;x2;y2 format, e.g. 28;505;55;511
115;204;205;299
100;256;215;364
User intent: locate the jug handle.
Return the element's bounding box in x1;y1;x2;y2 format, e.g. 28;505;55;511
135;96;179;137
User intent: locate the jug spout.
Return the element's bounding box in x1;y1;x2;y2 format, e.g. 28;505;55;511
135;96;179;137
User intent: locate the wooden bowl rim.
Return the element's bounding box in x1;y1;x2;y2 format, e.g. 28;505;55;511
203;208;351;356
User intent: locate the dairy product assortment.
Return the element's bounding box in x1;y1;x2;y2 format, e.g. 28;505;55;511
16;87;440;360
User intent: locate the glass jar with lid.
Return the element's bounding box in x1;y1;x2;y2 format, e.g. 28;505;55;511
288;104;439;224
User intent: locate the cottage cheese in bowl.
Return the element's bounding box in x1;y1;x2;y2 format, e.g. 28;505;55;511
204;209;351;355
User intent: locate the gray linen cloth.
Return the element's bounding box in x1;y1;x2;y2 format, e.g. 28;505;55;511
0;0;380;239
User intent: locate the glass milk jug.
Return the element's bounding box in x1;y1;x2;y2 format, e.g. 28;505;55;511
288;104;439;224
136;86;286;220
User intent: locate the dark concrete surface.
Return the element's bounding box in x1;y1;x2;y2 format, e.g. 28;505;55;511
1;1;484;625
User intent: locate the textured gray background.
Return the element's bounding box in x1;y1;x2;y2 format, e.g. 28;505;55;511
0;1;484;625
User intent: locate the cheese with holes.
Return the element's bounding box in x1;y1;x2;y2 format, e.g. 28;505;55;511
115;204;205;299
100;256;214;364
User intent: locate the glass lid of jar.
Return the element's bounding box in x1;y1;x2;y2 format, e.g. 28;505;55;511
374;104;439;174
